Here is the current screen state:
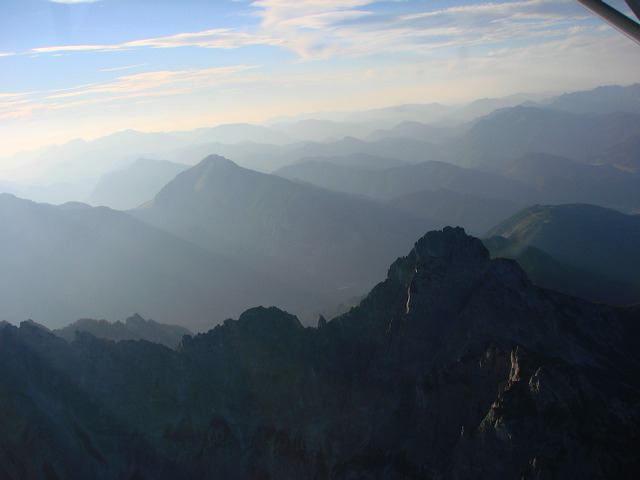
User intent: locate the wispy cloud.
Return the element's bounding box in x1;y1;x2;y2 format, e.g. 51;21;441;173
48;65;257;99
22;0;599;62
30;28;283;55
99;63;147;72
248;0;597;60
0;65;258;121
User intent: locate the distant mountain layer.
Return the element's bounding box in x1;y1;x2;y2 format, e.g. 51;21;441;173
1;227;638;479
54;314;192;349
483;236;640;306
543;83;640;115
387;189;524;236
88;157;189;210
494;153;640;212
0;193;322;330
485;204;640;289
447;107;640;167
294;153;407;170
133;155;435;304
275;159;537;202
591;135;640;172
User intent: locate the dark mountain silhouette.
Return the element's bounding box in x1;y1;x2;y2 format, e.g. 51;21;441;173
132;155;435;305
88;158;189;210
1;227;638;479
0;193;322;330
54;314;192;349
483;236;640;305
448;106;640;167
485;204;640;289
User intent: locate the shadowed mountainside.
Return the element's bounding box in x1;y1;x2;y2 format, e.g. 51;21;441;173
485;204;640;289
483;236;640;306
0;227;638;479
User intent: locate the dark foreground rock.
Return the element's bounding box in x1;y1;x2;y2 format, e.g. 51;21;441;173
1;227;638;479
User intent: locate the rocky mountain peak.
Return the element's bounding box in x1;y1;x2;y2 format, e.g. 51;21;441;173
378;227;496;322
0;227;638;479
235;306;303;332
411;226;491;285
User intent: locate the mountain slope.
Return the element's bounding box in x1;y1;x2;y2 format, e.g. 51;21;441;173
485;204;640;288
544;83;640;115
591;135;640;172
133;155;436;302
0;194;321;330
448;107;640;166
483;236;640;305
494;153;640;212
0;227;638;478
88;157;189;210
275;159;538;203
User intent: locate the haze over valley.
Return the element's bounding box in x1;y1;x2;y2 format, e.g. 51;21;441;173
1;83;639;331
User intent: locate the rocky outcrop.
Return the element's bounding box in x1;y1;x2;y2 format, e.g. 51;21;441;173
1;227;638;479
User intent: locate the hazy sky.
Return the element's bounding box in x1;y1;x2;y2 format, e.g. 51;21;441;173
1;0;639;156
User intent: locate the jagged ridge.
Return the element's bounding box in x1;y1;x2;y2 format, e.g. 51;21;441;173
0;227;638;479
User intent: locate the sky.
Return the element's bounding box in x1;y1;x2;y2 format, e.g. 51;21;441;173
1;0;639;157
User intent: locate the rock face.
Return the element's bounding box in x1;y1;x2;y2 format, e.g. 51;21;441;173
1;227;639;479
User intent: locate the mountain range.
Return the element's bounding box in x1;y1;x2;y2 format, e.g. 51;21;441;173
1;227;638;479
88;157;189;210
446;107;640;167
2;84;639;209
54;314;192;349
1;83;640;478
0;193;322;330
132;155;435;306
485;204;640;292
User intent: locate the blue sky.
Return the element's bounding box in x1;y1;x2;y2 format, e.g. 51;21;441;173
1;0;638;157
